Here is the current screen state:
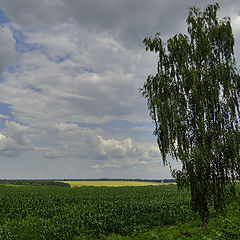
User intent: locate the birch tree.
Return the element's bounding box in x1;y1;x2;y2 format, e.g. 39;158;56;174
141;3;240;229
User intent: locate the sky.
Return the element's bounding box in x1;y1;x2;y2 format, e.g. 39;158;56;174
0;0;239;179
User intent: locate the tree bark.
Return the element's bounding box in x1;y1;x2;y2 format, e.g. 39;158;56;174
202;210;209;230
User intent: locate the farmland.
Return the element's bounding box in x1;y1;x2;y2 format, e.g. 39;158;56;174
0;183;239;239
0;184;195;239
62;180;174;187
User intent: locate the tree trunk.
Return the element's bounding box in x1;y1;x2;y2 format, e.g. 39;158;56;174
202;210;209;230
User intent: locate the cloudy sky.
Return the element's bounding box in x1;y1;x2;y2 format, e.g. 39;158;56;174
0;0;239;179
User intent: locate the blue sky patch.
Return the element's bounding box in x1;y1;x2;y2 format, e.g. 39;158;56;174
83;67;96;74
13;29;44;53
5;65;20;74
0;102;13;117
70;119;153;130
56;55;70;63
0;102;14;127
0;118;5;128
105;119;136;129
0;75;4;83
0;9;10;25
26;84;42;93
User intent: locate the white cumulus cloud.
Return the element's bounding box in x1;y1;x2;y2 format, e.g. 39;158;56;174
0;121;32;157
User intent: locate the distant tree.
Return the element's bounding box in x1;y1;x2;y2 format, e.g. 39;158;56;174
141;3;240;229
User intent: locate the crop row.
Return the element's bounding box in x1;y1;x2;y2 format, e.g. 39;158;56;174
0;185;196;239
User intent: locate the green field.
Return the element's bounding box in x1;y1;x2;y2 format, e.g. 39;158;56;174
0;184;194;239
0;183;239;239
62;180;174;187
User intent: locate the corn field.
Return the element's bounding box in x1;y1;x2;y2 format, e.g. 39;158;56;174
0;185;196;239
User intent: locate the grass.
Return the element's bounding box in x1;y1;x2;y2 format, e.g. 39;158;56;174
0;184;25;188
62;181;175;187
107;200;240;239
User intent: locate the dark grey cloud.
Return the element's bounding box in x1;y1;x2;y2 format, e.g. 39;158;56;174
1;0;239;49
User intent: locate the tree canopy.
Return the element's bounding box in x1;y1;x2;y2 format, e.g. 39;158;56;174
141;3;240;229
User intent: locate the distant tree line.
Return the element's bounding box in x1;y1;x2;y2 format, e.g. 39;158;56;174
0;180;70;187
59;178;176;183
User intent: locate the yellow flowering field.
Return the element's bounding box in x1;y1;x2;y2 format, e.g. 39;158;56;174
61;180;175;187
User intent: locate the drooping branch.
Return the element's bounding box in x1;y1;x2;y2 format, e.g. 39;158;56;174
141;3;240;229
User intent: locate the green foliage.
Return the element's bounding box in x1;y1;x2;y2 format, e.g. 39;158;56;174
0;185;196;239
108;190;240;239
0;179;70;188
141;3;240;228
